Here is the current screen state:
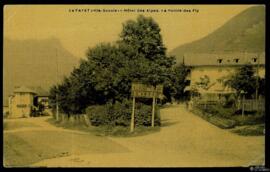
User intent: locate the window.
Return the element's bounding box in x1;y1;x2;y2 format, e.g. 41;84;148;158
234;58;239;63
217;59;223;63
253;57;257;63
17;104;27;108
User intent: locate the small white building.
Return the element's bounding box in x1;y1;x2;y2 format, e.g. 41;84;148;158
8;86;36;118
7;86;50;118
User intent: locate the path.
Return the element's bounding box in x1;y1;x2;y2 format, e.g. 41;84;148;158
4;105;265;167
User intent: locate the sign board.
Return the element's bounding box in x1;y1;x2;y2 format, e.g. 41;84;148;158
130;83;164;132
131;83;164;99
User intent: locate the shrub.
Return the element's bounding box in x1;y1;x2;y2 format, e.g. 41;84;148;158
86;99;161;127
201;104;234;119
192;108;236;129
86;104;110;126
208;115;236;129
232;114;265;126
230;124;265;136
223;94;236;108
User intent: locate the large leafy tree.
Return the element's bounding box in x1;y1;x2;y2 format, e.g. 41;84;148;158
50;15;177;114
119;15;175;87
119;15;166;60
86;43;129;103
223;65;257;98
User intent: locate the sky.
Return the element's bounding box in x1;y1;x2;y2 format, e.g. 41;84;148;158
4;5;254;58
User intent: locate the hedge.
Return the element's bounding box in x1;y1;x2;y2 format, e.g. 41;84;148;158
191;108;236;129
86;100;161;127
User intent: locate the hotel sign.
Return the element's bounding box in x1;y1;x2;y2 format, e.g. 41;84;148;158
131;83;164;99
130;83;164;132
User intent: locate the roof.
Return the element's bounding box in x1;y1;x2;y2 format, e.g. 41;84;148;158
184;52;265;66
13;86;49;96
14;86;36;94
30;86;50;97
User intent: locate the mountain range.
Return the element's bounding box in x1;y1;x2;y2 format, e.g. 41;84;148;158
169;6;265;64
3;37;79;105
3;6;265;105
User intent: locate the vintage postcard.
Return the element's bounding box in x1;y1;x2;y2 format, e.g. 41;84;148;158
3;4;266;167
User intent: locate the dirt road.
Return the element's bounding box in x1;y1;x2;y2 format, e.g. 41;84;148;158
4;104;265;167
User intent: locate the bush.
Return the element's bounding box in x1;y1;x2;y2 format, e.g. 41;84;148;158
208;115;236;129
85;104;110;126
202;104;234;119
230;124;265;136
223;94;236;108
86;100;161;127
192;108;236;129
232;113;265;126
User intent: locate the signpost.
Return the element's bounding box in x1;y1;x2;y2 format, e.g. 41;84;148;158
151;96;155;127
130;83;164;132
130;96;135;132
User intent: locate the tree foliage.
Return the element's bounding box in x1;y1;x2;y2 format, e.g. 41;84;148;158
49;15;188;114
223;65;263;98
195;75;210;90
172;64;190;101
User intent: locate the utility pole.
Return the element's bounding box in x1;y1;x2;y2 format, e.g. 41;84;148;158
255;53;259;111
56;94;59;121
242;94;245;117
55;48;59;121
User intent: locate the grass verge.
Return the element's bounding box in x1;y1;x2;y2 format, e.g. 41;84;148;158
191;108;236;129
229;124;265;136
46;118;160;137
191;108;264;136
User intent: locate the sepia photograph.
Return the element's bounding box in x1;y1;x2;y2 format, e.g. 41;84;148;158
3;4;266;167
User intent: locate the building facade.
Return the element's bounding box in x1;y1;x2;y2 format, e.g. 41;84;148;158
184;52;265;101
8;86;36;118
7;86;50;118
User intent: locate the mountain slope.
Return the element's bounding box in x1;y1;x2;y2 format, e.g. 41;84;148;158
169;6;265;64
3;38;80;104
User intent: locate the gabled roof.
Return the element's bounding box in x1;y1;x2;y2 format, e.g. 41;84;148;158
32;86;50;97
184;52;265;66
14;86;36;94
13;86;49;96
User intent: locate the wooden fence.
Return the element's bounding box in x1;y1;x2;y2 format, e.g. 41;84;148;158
193;100;218;110
57;113;91;126
241;99;265;112
193;98;265;112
